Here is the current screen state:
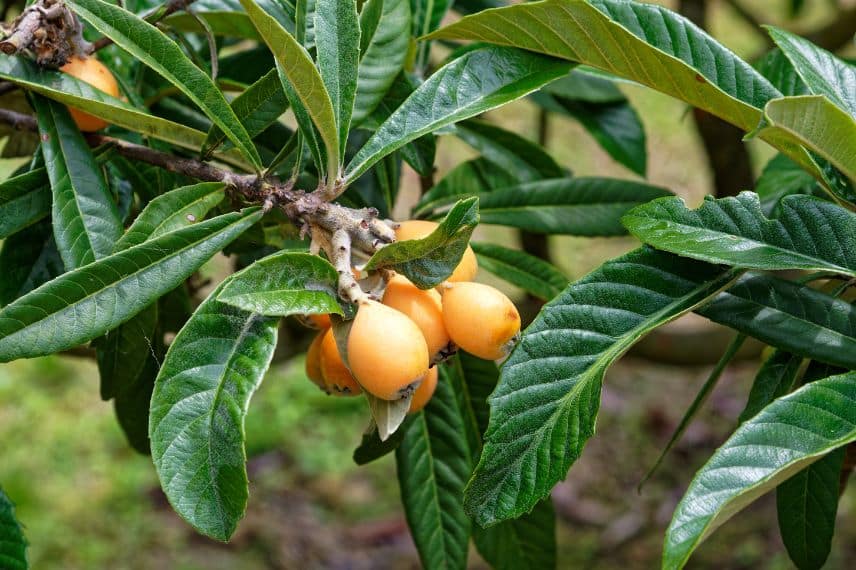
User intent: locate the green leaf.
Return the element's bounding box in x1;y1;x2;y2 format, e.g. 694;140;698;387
67;0;262;169
0;221;63;307
114;182;226;250
623;192;856;277
532;91;647;177
753;96;856;187
353;416;415;465
412;0;455;72
0;166;50;239
473;499;557;570
739;349;803;423
450;119;564;183
477;177;672;236
365;197;479;288
0;208;262;362
202;69;290;157
0;487;27;570
698;273;856;371
97;303;158;401
429;0;823;178
150;278;279;541
754;154;818;216
471;242;568;301
164;0;297;39
777;447;844;570
465;247;738;526
662;372;856;569
358;0;383;56
33;96;123;269
0;56;212;152
241;0;340;180
755;48;807;97
413;157;517;218
346;46;573;183
315;0;360;162
767;27;856;117
396;367;473;570
352;0;411;125
217;251;342;316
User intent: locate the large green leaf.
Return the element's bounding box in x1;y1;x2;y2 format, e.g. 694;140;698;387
241;0;340;180
396;367;473;570
412;0;455;72
315;0;360;162
753;96;856;186
33;96;123;269
413;157;517;218
755;48;807;98
429;0;823;177
150;278;279;541
97;303;158;402
114;344;161;454
0;208;261;362
476;177;672;235
449;120;564;183
698;273;856;370
473;499;557;570
202;69;290;157
465;248;738;526
768;27;856;117
623;192;856;277
217;251;342;316
0;487;27;570
471;242;568;301
0;166;50;239
365;197;479;288
739;349;803;423
754;154;818;216
115;182;226;250
663;372;856;569
777;448;844;570
0;221;64;307
67;0;262;169
346;46;572;182
352;0;411;124
164;0;296;39
0;60;218;156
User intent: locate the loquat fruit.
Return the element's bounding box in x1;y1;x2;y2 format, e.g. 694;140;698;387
305;332;326;390
395;220;478;282
59;56;120;132
382;274;450;357
347;300;429;400
440;282;520;360
409;366;438;413
319;328;362;396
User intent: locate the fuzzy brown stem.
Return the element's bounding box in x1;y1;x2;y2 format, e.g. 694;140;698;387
329;229;368;304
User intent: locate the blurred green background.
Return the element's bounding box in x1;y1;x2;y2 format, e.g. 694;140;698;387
2;0;855;568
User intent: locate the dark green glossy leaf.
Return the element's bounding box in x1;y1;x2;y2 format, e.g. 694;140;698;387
115;182;226;250
396;368;472;570
755;48;807;97
67;0;262;169
353;416;415;465
544;70;625;103
755;154;818;216
202;69;289;157
97;303;158;401
217;251;342;316
698;273;856;370
241;0;339;179
346;46;573;182
0;487;27;570
0;166;50;239
150;278;279;541
0;221;64;307
315;0;360;162
663;372;856;569
477;177;671;235
473;499;557;570
471;242;568;301
412;0;455;72
112;319;161;454
777;447;844;570
623;192;856;277
739;349;803;423
365;197;479;288
358;0;383;56
352;0;411;124
0;208;261;362
33;96;123;269
768;26;856;117
413;157;517;218
465;247;737;526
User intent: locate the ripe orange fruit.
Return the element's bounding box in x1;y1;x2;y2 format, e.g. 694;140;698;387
347;300;429;400
305;332;327;391
307;314;332;329
59;56;119;132
382;274;450;357
394;220;478;282
441;282;521;360
409;366;438;413
319;328;361;396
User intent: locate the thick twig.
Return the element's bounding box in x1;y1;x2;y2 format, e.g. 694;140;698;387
0;107;37;130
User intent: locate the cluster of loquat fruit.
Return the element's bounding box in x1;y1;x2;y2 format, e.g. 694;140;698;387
304;221;522;413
